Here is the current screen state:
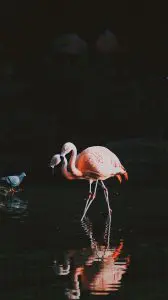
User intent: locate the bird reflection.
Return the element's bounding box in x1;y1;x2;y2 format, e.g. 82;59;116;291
0;193;28;217
52;216;130;299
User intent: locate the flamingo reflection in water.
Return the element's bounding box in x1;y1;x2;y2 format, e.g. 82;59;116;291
52;217;130;299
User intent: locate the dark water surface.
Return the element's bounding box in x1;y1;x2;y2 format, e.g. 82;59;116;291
0;183;167;299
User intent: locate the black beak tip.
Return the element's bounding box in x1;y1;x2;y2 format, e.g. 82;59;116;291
60;155;64;161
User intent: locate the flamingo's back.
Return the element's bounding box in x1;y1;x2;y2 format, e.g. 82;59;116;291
76;146;122;179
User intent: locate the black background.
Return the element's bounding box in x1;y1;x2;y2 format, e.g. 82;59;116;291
0;1;168;183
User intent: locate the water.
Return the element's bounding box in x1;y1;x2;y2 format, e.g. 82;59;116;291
0;183;167;299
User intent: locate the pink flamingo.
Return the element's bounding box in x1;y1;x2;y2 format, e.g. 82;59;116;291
50;142;128;221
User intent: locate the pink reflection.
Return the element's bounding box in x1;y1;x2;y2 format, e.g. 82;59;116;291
53;216;130;299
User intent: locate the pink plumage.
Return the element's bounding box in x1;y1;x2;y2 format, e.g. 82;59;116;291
50;142;128;220
76;146;125;180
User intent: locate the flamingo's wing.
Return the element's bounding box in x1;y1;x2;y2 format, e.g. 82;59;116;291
83;169;102;180
76;146;126;178
76;148;112;178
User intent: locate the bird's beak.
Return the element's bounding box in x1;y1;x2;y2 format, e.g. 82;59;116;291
60;155;64;161
123;172;128;180
116;174;122;183
50;164;55;175
52;167;55;175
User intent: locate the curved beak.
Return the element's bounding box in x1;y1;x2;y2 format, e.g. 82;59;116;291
52;167;55;175
49;164;55;175
60;155;64;161
50;165;55;175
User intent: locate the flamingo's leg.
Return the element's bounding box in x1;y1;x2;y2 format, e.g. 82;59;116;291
81;180;98;221
104;215;112;249
83;180;93;215
100;180;112;216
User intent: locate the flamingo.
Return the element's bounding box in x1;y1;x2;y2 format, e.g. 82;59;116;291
50;142;128;221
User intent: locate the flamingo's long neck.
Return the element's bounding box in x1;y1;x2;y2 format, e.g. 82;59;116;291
68;146;83;177
61;156;76;180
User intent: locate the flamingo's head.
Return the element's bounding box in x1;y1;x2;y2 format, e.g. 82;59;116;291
61;142;75;156
50;154;61;169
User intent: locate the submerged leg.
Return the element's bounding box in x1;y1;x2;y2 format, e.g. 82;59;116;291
104;215;112;249
100;180;112;216
81;180;98;221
